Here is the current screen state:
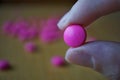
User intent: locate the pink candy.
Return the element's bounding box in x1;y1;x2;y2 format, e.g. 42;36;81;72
0;60;10;70
11;20;29;37
40;17;63;43
51;56;65;67
2;21;13;35
24;42;37;53
18;28;29;41
28;27;38;39
64;25;86;47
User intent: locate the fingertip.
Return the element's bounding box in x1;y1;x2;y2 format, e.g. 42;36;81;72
65;47;94;68
65;48;73;63
57;12;70;30
57;22;65;30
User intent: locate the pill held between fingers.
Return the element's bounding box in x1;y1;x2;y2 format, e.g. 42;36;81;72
64;25;86;47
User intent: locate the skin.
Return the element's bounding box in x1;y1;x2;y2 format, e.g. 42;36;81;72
57;0;120;80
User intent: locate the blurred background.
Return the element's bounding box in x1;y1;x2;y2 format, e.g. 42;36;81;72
0;0;76;3
0;0;120;80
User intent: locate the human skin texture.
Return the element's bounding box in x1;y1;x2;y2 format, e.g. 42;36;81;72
57;0;120;80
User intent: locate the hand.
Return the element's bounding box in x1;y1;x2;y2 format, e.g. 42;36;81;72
58;0;120;29
65;41;120;80
57;0;120;80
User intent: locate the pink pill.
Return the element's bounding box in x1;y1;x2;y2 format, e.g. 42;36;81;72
51;56;65;67
11;21;28;37
28;27;38;40
2;21;13;35
24;42;37;53
40;16;63;43
0;60;10;70
40;31;61;43
18;29;29;41
64;25;86;47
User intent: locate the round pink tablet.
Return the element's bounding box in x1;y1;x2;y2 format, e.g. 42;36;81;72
2;21;13;35
0;60;10;70
51;56;65;67
18;29;29;41
40;17;63;43
11;20;29;37
24;42;37;53
27;27;38;40
64;25;86;47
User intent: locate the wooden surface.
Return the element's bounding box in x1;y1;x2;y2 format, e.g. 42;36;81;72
0;3;120;80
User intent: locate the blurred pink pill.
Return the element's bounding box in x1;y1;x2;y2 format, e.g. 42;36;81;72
24;42;37;53
18;29;29;41
10;26;20;37
11;22;28;35
0;60;10;70
46;17;60;30
28;27;38;39
14;19;29;29
2;21;13;34
40;16;63;43
64;25;86;47
51;56;65;67
40;31;60;43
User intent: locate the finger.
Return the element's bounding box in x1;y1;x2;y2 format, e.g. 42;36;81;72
65;41;120;80
57;12;70;30
58;0;120;30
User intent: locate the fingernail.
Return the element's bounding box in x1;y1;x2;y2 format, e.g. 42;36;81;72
57;12;69;30
65;48;94;68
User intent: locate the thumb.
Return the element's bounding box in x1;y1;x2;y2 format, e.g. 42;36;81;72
58;0;120;30
65;41;120;80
